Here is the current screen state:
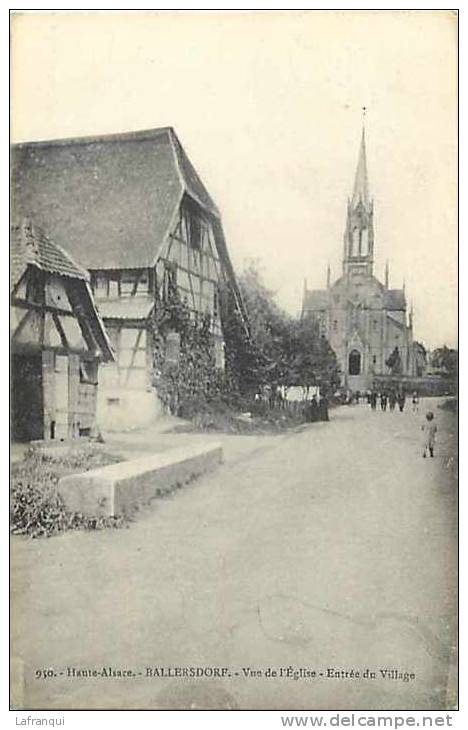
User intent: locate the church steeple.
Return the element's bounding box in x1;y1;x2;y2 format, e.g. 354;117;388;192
351;127;369;208
343;121;374;277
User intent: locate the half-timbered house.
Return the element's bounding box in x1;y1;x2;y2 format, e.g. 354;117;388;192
12;127;248;429
11;221;114;442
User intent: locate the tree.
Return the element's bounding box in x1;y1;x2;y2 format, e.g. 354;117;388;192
286;318;340;390
386;346;402;375
430;346;458;377
223;261;339;393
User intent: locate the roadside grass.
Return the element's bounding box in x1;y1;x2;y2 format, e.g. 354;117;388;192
10;444;125;539
173;396;307;434
439;397;458;414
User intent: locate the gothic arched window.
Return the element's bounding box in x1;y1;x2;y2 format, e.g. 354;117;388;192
348;349;361;375
351;228;360;257
361;228;369;256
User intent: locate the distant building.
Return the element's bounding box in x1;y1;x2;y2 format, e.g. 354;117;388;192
12;127;248;429
301;127;414;391
413;341;427;378
10;221;114;442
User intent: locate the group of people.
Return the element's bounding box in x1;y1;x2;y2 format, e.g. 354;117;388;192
347;387;439;459
304;394;329;423
366;389;437;457
367;389;408;412
354;389;422;414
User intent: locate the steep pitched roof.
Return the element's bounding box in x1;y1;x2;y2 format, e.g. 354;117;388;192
10;220;89;291
384;289;406;311
12;127;219;270
302;289;329;312
386;312;407;331
10;221;114;361
351;127;369;208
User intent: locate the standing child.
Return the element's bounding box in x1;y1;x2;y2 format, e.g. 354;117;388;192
422;411;437;458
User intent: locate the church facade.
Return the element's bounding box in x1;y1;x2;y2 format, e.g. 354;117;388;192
302;128;415;392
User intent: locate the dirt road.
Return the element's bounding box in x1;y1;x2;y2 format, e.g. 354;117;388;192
11;399;457;710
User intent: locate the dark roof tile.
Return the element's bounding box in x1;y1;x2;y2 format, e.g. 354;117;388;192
12;127;219;270
10;220;88;290
384;289;406;310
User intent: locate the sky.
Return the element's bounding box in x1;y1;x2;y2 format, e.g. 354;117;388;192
11;11;458;349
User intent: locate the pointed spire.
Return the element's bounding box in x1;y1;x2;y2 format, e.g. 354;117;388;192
409;301;414;329
351;124;369;207
326;263;331;289
385;260;389;289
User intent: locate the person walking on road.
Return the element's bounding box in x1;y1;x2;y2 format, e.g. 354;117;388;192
380;392;388;411
412;391;420;414
309;395;319;422
422;411;437;458
370;390;377;411
389;391;397;411
397;391;406;412
318;394;329;422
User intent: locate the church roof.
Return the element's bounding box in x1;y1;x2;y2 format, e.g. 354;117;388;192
351;127;369;208
384;288;406;311
386;312;407;330
11;127;220;271
302;289;328;311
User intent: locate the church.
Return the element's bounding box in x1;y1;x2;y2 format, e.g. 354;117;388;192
301;127;415;392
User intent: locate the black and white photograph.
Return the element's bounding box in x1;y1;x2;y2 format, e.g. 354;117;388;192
9;9;458;716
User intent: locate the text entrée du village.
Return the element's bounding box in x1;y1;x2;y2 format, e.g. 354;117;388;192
35;666;416;683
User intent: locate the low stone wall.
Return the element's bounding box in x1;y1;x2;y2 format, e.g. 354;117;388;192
372;375;457;397
58;443;223;518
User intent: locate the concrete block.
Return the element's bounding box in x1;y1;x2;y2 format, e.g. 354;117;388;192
58;442;223;518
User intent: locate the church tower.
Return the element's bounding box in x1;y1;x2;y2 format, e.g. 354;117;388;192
343;127;375;277
302;119;413;391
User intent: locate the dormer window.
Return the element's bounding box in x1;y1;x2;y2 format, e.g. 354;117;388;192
183;198;204;251
189;214;202;250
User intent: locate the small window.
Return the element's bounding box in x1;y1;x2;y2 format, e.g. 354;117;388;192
120;273;136;297
108;277;120;298
333;320;338;331
80;361;98;385
136;272;149;295
94;275;108;298
372;355;377;365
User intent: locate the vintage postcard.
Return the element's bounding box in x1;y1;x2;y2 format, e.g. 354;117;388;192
10;10;458;712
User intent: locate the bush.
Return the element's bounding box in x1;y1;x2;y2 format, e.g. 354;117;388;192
439;398;458;414
10;447;125;539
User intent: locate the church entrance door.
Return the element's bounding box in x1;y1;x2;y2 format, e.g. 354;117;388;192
348;349;361;376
